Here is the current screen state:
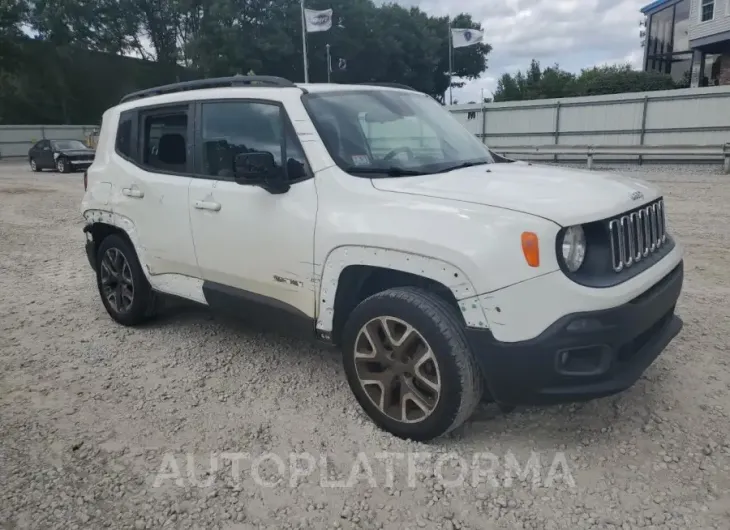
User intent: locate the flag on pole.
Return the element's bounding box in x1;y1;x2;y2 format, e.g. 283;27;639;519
451;28;483;48
304;8;333;32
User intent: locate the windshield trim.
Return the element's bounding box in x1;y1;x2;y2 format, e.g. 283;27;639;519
300;90;494;178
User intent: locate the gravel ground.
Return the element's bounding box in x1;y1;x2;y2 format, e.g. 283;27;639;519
1;161;729;530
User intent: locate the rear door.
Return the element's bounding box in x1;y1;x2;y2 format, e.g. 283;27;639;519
108;104;199;278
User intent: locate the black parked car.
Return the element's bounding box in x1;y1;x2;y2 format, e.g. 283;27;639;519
28;139;95;173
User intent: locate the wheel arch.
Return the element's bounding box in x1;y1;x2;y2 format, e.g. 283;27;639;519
83;210;151;281
317;246;489;345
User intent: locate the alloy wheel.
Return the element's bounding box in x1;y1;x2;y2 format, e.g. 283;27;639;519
30;159;37;171
353;316;441;423
99;248;135;313
56;159;65;172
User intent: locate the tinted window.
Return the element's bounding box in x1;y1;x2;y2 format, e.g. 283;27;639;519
648;6;673;57
673;0;690;53
116;112;133;158
141;108;188;173
52;140;87;150
200;101;308;181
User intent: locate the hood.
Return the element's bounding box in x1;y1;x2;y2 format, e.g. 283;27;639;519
370;161;660;226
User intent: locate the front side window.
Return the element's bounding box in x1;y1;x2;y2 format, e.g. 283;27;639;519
701;0;714;21
200;101;308;181
52;140;87;151
141;107;189;173
303;90;493;177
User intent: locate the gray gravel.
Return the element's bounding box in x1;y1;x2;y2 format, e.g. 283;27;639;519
1;160;729;530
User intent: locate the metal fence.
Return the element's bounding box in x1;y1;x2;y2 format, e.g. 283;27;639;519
447;85;730;164
4;85;730;166
0;125;97;159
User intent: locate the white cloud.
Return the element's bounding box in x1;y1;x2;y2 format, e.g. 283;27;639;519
395;0;649;103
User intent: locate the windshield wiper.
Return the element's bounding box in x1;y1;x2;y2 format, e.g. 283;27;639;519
431;161;490;174
344;166;428;177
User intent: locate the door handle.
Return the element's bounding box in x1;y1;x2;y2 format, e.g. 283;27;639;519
122;187;144;198
194;200;221;212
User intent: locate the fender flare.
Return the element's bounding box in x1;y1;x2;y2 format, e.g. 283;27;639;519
316;245;489;334
82;209;153;283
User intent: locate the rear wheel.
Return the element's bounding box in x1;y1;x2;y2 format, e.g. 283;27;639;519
95;234;156;326
29;158;41;172
341;286;483;441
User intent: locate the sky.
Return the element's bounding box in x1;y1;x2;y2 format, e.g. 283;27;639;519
395;0;649;102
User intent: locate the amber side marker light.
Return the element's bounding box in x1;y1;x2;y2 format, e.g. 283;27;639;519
521;232;540;267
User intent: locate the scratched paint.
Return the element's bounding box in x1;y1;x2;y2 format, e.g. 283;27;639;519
316;246;489;333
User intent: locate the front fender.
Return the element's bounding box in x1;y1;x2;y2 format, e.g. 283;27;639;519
316;245;489;333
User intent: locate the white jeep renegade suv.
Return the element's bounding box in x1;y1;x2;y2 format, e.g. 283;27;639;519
81;76;684;441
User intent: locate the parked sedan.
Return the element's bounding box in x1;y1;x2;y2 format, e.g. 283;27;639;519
28;139;95;173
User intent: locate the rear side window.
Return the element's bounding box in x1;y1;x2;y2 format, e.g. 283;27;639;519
140;106;189;174
115;112;133;158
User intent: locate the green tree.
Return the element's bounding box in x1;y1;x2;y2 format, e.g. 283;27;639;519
5;0;491;123
493;59;680;102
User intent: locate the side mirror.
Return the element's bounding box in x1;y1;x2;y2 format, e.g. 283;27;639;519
234;152;290;194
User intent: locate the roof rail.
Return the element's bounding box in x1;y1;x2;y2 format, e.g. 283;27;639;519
357;82;418;92
119;75;298;104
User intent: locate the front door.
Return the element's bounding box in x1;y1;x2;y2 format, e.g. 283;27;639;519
188;99;318;329
38;140;55;168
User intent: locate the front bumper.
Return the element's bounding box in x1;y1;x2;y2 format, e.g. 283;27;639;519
466;261;684;405
70;161;93;170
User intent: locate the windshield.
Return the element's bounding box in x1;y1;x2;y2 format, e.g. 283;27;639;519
302;90;493;176
52;140;88;150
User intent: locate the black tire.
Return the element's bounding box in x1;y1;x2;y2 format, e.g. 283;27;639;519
56;157;70;173
95;234;156;326
29;158;41;172
341;286;483;441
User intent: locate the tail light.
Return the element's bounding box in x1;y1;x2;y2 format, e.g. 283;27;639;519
83;170;88;191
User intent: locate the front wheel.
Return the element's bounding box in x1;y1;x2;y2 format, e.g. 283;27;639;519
56;157;70;173
341;287;483;441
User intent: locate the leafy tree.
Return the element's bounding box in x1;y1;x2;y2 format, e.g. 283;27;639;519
4;0;491;123
494;59;680;102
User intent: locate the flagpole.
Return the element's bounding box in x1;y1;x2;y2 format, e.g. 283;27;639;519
448;18;453;105
300;0;309;83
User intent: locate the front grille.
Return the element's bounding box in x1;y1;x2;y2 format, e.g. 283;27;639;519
608;199;667;272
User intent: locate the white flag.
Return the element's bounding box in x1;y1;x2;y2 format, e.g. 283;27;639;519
305;8;333;32
451;28;483;48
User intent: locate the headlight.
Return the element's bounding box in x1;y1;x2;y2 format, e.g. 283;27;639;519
561;225;586;272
